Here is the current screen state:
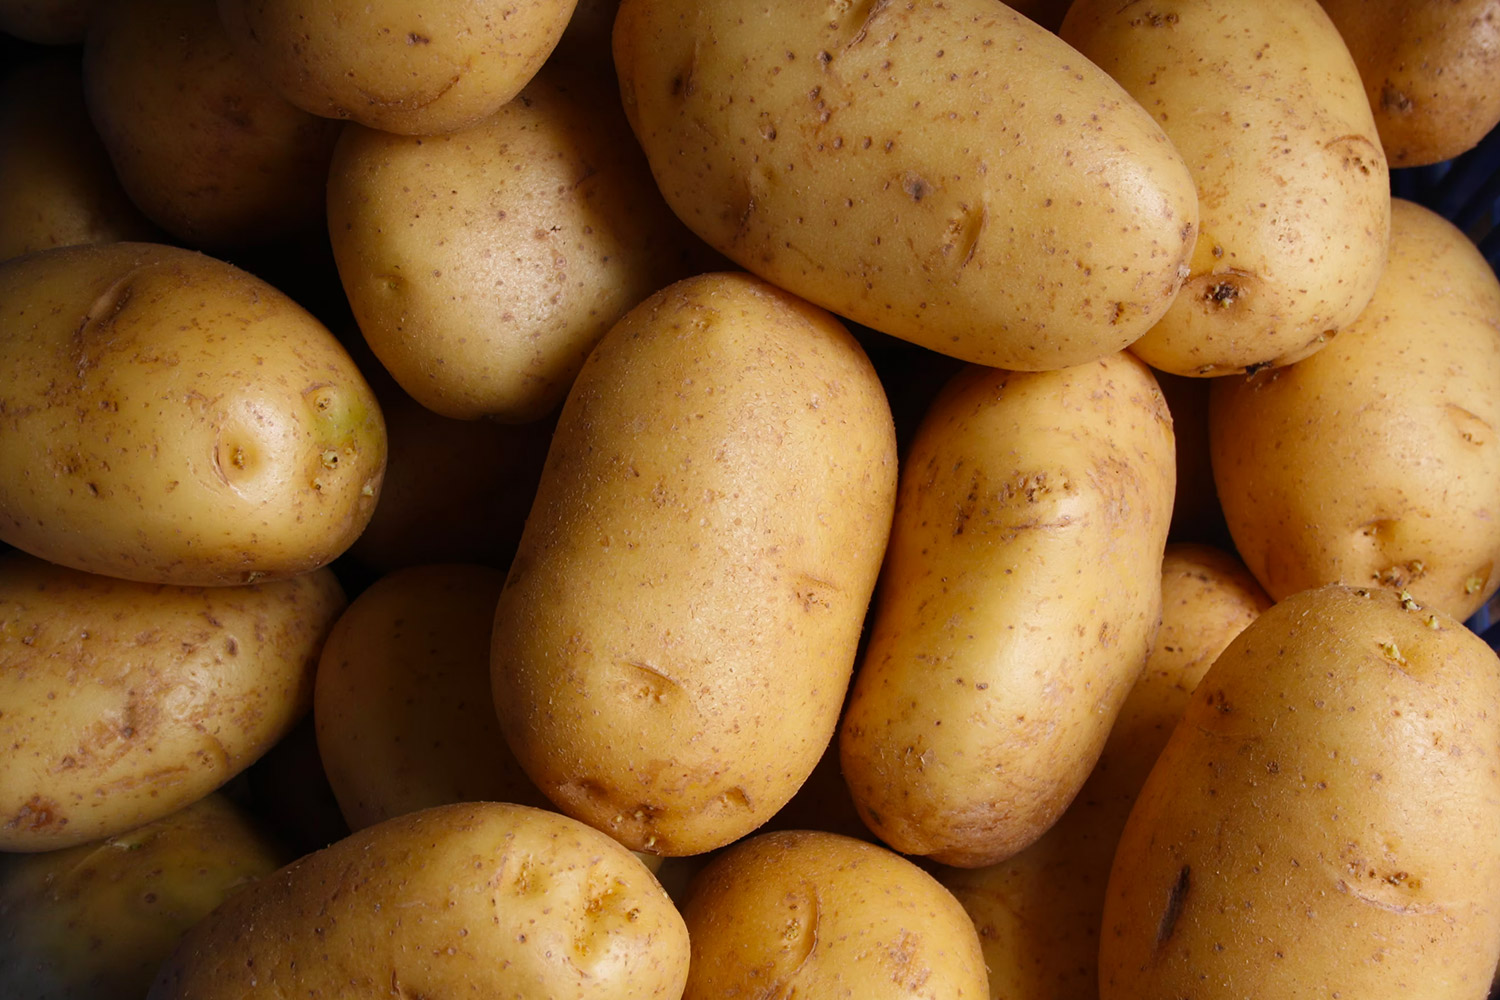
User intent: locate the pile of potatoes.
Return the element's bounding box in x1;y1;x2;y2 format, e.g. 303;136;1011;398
3;0;1500;997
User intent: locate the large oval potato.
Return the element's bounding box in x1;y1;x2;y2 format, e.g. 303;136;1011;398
1100;584;1500;999
492;271;898;856
840;352;1175;868
0;242;385;586
613;0;1198;370
0;550;344;852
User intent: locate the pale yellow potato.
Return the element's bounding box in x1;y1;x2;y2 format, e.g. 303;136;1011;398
0;550;344;852
1062;0;1391;376
840;352;1175;868
937;544;1270;1000
328;63;713;422
147;801;690;999
216;0;577;136
0;794;287;1000
1211;198;1500;621
1100;584;1500;999
0;242;385;586
1322;0;1500;167
613;0;1198;371
492;271;897;856
682;830;989;999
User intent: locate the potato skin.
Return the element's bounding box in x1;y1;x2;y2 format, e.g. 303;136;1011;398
840;352;1175;868
613;0;1197;371
147;802;690;1000
0;551;344;852
492;272;897;856
1211;198;1500;622
0;242;385;586
1100;584;1500;999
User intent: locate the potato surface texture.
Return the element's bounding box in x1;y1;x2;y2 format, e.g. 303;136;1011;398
1062;0;1390;376
146;802;690;999
612;0;1198;370
0;551;344;852
1100;584;1500;999
840;352;1175;868
1211;198;1500;621
491;272;897;856
0;242;385;586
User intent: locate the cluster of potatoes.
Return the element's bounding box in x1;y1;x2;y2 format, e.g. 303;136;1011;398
3;0;1500;997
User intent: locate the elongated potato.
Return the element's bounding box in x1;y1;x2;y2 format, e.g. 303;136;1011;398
613;0;1198;370
492;271;897;856
1100;584;1500;999
840;352;1175;868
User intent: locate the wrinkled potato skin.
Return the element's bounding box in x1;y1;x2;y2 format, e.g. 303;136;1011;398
1321;0;1500;167
492;272;897;856
682;831;989;999
1100;585;1500;1000
147;802;690;1000
1062;0;1390;376
0;794;287;1000
614;0;1198;371
0;242;385;586
840;353;1175;868
0;551;344;852
1211;199;1500;622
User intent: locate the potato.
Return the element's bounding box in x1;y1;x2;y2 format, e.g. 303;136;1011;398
216;0;577;136
0;242;385;586
1061;0;1390;376
1100;584;1500;999
327;62;715;423
1321;0;1500;167
0;794;287;1000
613;0;1198;371
492;271;897;856
839;352;1175;868
681;830;989;998
1211;198;1500;622
0;550;344;852
147;801;690;999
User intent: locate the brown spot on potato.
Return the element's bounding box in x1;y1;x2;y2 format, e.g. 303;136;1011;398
5;796;64;833
902;172;932;202
1156;865;1190;948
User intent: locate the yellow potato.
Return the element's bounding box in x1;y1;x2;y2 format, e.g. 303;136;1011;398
147;802;690;999
492;271;897;856
613;0;1198;370
1211;198;1500;621
1100;584;1500;999
840;351;1175;868
0;550;344;852
0;242;385;586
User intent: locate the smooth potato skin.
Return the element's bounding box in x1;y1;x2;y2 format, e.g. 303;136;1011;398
614;0;1197;370
492;272;897;856
0;242;385;586
840;353;1175;868
1100;584;1500;1000
147;802;690;1000
1211;199;1500;622
0;551;344;852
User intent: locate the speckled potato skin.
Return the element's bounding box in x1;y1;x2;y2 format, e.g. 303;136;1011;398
682;830;989;999
215;0;576;136
613;0;1198;371
839;352;1175;868
328;64;711;422
0;794;287;1000
1210;199;1500;622
0;550;344;852
1320;0;1500;167
0;242;385;586
1100;584;1500;1000
491;272;898;856
146;802;690;1000
1062;0;1390;376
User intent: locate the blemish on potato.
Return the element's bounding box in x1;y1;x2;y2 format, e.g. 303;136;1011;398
1155;865;1190;948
